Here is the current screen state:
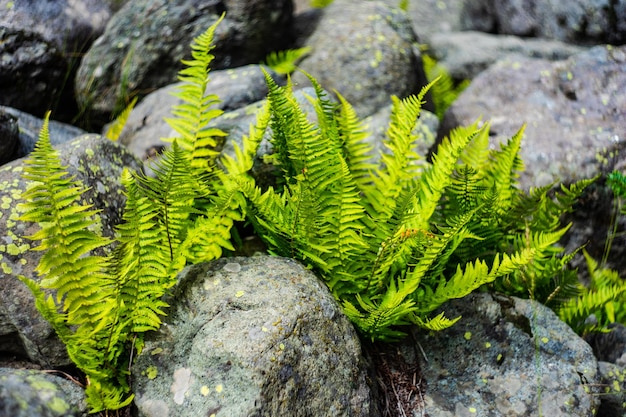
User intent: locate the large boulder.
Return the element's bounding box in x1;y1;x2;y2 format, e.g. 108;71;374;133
292;0;430;118
0;111;19;166
132;256;376;417
0;28;69;119
0;0;112;54
428;31;585;81
0;134;142;367
0;1;113;121
461;0;626;45
0;106;87;162
413;293;599;416
75;0;293;128
441;45;626;190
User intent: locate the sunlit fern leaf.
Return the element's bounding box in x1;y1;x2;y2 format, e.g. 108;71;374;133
343;289;417;342
311;0;334;7
335;91;375;190
458;120;490;169
18;112;116;327
422;55;470;119
263;47;311;75
17;113;131;411
484;125;525;215
164;15;228;171
134;140;206;261
104;96;137;141
113;169;171;334
412;311;460;332
410;122;485;232
221;100;271;177
366;84;433;220
559;283;626;335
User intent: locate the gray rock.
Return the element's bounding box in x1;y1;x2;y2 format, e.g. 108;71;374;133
386;0;465;43
292;0;430;118
75;0;293;128
0;368;88;417
0;106;87;160
0;28;68;118
461;0;626;45
440;45;626;190
132;256;375;417
428;31;585;81
412;293;599;416
117;65;284;161
0;0;112;54
0;134;143;367
0;110;19;166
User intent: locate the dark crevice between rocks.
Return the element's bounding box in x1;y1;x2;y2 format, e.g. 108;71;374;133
362;338;425;417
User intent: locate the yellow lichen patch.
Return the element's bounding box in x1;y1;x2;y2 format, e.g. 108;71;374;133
235;290;245;298
279;343;285;351
469;407;477;413
144;366;158;380
541;337;549;344
86;148;95;158
200;385;210;396
262;326;268;332
0;262;13;274
1;196;12;210
150;348;163;355
215;384;223;393
48;397;70;414
613;380;621;393
484;342;491;348
464;331;472;341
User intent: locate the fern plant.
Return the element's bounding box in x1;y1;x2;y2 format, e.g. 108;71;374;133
556;171;626;335
17;16;240;413
262;47;311;75
421;54;470;120
232;70;590;341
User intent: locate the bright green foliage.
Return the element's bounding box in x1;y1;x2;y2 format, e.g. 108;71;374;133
557;170;626;336
263;47;311;75
18;113;133;412
422;54;470;120
558;250;626;335
17;18;239;413
105;96;137;141
310;0;334;7
164;14;227;173
437;123;596;310
235;71;584;341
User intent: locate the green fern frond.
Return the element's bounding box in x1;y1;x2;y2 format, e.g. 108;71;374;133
113;169;171;333
412;311;460;332
559;283;626;335
422;54;470;119
335;91;375;190
104;96;137;141
311;0;334;7
164;15;228;171
18;113;116;326
263;47;311;75
367;84;432;219
484;125;525;214
410;122;485;230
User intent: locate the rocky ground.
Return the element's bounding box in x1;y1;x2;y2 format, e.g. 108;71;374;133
0;0;625;416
